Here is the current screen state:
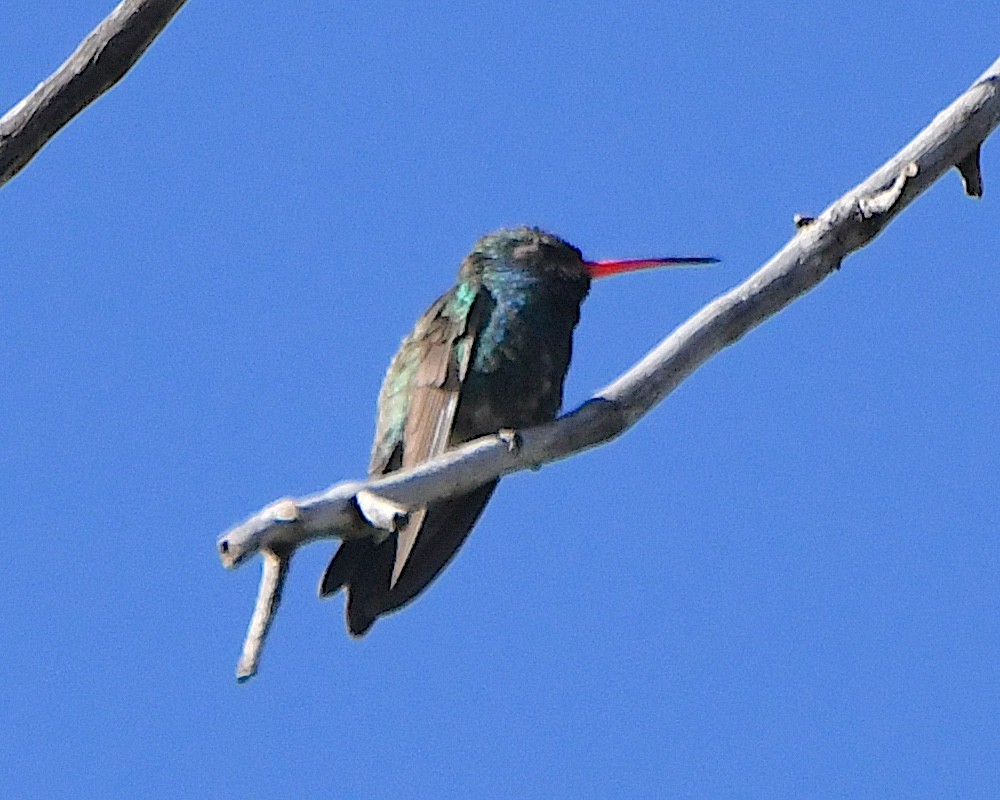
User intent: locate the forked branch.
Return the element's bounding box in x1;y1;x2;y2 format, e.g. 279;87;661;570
218;56;999;680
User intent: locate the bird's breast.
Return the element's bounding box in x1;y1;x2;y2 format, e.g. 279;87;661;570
451;287;583;441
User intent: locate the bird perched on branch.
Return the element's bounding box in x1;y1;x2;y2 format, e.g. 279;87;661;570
320;226;715;635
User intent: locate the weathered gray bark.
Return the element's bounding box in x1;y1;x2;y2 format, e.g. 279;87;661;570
218;56;999;681
0;0;187;188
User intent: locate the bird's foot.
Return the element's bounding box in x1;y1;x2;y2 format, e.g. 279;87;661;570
498;428;523;455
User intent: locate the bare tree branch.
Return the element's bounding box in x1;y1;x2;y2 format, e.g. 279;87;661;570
236;548;291;683
218;56;1000;679
0;0;187;189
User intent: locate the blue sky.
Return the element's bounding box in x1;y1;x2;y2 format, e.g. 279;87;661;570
2;3;998;798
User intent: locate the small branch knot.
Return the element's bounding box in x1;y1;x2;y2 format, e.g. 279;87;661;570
271;498;300;523
354;490;409;540
955;145;984;197
858;162;919;219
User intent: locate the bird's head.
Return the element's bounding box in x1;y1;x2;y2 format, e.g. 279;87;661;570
462;226;717;284
463;226;586;282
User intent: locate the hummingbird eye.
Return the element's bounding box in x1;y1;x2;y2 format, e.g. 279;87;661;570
543;242;582;267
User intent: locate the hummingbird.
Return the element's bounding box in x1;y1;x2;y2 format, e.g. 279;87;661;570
320;226;716;636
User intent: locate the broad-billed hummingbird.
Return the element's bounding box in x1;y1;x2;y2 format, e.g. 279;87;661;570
320;226;716;635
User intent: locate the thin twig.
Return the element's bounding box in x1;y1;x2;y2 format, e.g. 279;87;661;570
236;548;292;683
